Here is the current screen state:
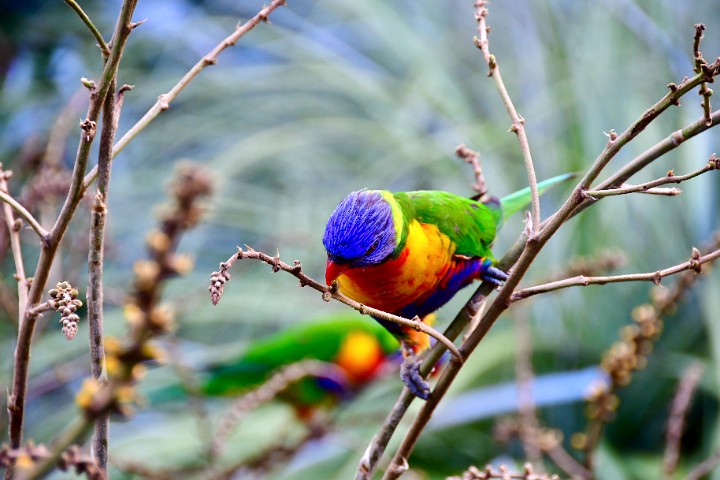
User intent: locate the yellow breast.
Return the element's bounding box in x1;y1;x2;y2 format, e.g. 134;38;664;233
336;220;454;314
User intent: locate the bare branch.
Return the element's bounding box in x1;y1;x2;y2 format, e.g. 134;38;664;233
513;311;543;468
26;300;55;317
543;58;720;237
455;144;488;199
356;388;415;480
636;186;682;196
663;362;704;478
6;0;139;462
512;245;720;301
473;1;541;235
693;24;713;126
86;68;124;472
0;176;49;240
63;0;110;57
0;172;30;324
584;155;718;199
686;449;720;480
210;247;463;362
89;0;288;187
597;109;720;194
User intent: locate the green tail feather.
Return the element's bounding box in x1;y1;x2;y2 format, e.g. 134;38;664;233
499;173;575;220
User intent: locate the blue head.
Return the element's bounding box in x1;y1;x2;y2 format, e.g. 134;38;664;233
323;190;398;283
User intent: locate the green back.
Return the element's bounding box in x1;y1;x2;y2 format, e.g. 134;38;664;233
393;191;499;259
391;173;574;259
202;314;398;397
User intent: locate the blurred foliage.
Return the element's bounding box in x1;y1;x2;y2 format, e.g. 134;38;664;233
0;0;719;479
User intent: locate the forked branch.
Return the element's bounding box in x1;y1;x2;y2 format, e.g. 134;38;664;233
511;245;720;301
84;0;289;189
584;154;719;199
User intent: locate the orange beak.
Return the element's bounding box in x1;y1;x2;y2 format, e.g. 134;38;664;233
325;260;349;285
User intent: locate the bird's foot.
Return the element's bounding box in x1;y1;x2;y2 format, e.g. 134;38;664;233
481;262;509;287
400;346;430;400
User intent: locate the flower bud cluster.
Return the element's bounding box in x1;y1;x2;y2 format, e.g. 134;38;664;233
209;264;231;305
49;281;83;341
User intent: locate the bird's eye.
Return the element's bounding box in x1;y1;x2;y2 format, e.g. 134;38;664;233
365;239;380;256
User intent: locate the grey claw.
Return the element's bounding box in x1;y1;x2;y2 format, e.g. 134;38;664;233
482;265;509;286
400;356;430;400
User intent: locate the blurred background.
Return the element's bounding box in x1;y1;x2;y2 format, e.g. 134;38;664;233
1;0;719;478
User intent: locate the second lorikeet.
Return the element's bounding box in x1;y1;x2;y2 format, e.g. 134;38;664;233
322;174;572;399
151;315;400;418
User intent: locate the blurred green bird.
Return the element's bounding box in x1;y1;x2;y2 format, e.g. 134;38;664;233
151;315;400;417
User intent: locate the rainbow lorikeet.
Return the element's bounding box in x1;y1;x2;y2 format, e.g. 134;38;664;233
152;315;400;418
323;174;572;400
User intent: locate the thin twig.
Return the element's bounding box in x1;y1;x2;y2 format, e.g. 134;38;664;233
63;0;110;57
25;300;56;317
663;362;704;478
551;107;720;228
0;172;29;323
686;449;720;480
594;109;720;197
41;90;86;170
540;432;592;480
514;310;543;468
356;389;415;480
511;246;719;301
473;1;541;234
635;187;682;196
456;144;488;199
693;24;713;126
211;247;463;362
584;155;718;199
80;0;288;191
0;183;49;240
6;0;139;465
86;74;124;473
543;57;720;236
209;360;335;460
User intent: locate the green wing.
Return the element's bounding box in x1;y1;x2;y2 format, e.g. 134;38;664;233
393;191;498;259
148;315;398;407
202;314;398;396
392;174;574;259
